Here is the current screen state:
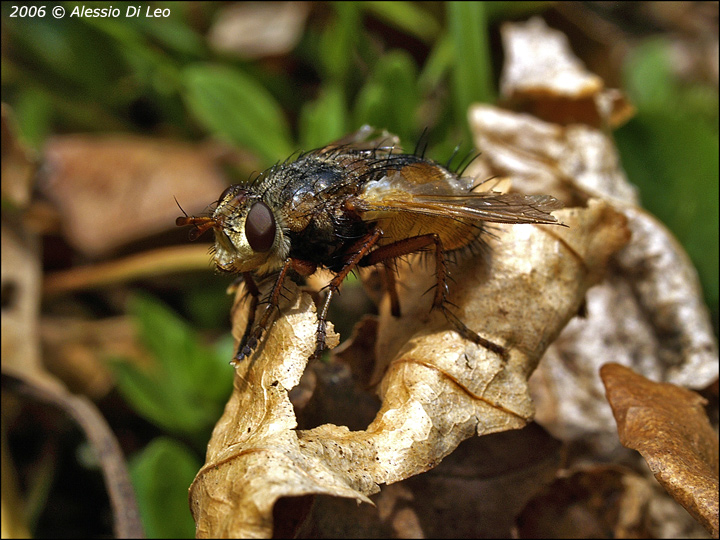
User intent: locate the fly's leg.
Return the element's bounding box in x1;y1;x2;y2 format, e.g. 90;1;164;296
360;234;507;359
313;228;383;359
383;260;401;317
232;260;293;364
230;272;259;364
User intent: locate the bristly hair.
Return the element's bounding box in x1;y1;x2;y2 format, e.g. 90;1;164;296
454;148;481;177
413;127;430;159
445;144;461;170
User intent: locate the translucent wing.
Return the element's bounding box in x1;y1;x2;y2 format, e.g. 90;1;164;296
399;192;563;224
358;162;563;225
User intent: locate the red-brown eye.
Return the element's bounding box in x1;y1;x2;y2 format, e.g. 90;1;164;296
245;201;276;252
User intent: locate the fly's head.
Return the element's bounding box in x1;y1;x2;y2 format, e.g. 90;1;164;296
177;185;289;274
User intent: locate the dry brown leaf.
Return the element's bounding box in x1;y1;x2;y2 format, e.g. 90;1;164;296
190;287;359;538
306;424;562;538
1;110;48;539
189;199;630;537
470;19;718;458
2;107;49;389
499;17;634;128
386;424;562;538
39;135;232;257
468;104;639;206
2;221;46;385
208;2;310;59
601;363;719;537
614;207;719;387
529;204;718;455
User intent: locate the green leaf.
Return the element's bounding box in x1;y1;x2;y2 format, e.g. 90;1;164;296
622;39;676;111
447;2;495;127
363;1;440;43
319;3;361;82
109;294;233;440
182;64;293;165
353;50;419;143
135;17;206;59
183;278;234;330
418;34;454;93
129;438;200;539
13;88;53;150
299;83;348;149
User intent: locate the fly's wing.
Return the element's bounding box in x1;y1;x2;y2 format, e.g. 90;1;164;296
358;162;564;225
407;192;563;224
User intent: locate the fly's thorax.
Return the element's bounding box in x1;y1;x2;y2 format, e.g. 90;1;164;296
211;186;289;274
257;153;371;237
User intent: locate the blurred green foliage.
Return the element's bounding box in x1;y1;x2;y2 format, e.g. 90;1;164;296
3;1;717;536
109;293;233;536
109;294;234;445
129;437;200;538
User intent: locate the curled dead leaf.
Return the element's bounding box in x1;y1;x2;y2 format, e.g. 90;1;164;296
499;17;635;128
468;104;639;206
470;18;718;458
189;200;630;537
601;363;719;537
306;424;563;538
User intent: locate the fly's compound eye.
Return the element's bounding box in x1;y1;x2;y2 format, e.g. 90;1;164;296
245;201;276;252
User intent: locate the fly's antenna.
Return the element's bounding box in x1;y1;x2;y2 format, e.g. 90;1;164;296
174;196;189;217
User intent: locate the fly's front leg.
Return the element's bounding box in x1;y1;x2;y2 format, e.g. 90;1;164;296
232;272;260;362
232;260;293;365
360;234;507;359
313;228;383;359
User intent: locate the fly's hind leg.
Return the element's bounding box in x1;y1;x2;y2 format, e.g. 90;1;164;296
382;260;401;317
359;234;507;359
